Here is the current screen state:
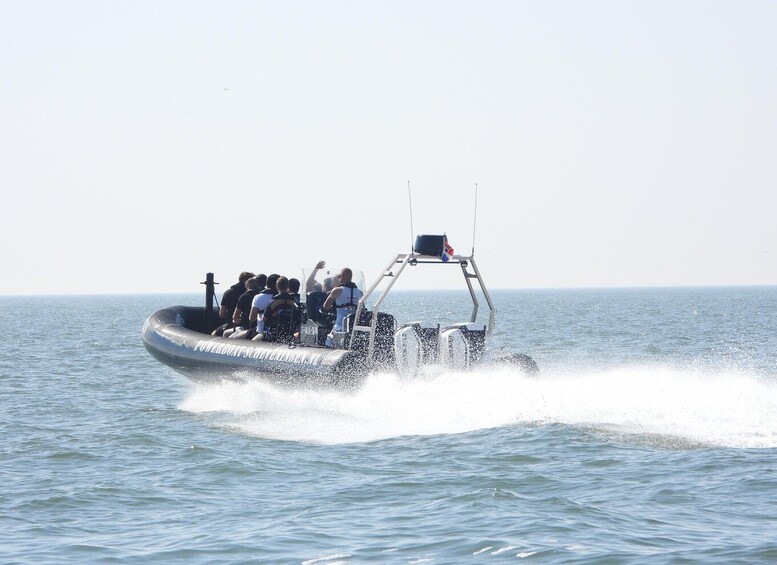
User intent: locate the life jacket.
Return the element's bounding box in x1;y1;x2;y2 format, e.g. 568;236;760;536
266;292;297;318
333;282;363;331
334;282;363;309
264;292;300;343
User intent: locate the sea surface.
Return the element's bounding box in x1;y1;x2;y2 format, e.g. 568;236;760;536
2;287;777;563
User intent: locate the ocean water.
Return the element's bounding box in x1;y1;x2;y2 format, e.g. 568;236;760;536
2;287;777;563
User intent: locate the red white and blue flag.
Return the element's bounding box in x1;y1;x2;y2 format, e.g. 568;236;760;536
441;236;454;262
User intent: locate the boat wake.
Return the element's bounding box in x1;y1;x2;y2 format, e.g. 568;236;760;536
178;365;777;448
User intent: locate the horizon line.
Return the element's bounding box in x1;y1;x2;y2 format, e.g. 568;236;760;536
1;282;776;299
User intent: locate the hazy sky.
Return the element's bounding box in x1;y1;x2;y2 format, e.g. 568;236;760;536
2;1;775;295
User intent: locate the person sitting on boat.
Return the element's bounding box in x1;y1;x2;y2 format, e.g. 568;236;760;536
322;267;363;346
249;273;280;336
288;277;301;305
253;276;299;343
211;271;254;336
225;274;265;339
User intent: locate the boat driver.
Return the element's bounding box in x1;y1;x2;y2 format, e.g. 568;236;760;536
322;267;363;345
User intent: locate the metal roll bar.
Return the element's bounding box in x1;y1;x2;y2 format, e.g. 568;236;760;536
352;253;496;360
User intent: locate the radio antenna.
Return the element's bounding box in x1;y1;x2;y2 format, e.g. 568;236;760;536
407;180;415;253
471;182;479;256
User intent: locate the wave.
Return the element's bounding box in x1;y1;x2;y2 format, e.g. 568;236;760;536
178;365;777;448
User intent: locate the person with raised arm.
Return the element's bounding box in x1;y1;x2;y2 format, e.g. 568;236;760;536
305;260;326;292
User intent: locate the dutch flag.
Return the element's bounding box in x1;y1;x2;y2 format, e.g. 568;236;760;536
441;236;454;262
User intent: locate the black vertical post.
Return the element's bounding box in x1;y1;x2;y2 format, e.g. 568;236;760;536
201;272;218;333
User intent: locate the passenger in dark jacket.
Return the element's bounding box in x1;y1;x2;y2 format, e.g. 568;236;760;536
212;271;254;336
224;275;265;339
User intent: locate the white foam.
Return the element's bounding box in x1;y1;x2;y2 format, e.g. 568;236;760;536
178;365;777;447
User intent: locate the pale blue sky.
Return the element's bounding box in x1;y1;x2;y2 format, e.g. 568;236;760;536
1;1;775;294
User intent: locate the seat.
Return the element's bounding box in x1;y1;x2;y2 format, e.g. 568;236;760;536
305;291;335;329
264;304;302;344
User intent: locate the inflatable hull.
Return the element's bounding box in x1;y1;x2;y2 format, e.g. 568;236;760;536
142;306;368;388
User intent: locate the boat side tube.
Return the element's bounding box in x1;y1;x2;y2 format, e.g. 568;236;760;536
142;306;368;387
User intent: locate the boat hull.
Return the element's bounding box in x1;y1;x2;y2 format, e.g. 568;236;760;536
142;306;367;387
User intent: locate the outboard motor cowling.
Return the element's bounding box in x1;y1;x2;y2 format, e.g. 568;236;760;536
440;323;487;368
394;321;440;375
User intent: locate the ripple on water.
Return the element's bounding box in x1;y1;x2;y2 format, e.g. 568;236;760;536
2;291;777;563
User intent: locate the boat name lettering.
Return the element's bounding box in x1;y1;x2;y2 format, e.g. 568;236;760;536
193;340;325;365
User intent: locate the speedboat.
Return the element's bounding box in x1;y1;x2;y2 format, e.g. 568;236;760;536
141;234;538;387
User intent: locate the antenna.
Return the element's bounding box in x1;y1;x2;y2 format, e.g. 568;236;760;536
407;180;415;253
471;182;479;256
